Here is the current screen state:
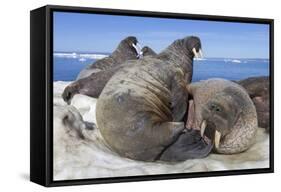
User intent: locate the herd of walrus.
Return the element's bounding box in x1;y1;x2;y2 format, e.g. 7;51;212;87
61;36;270;162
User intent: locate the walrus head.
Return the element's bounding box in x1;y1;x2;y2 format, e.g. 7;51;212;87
201;88;243;150
141;46;157;57
187;79;258;154
157;36;203;72
183;36;203;58
121;36;143;58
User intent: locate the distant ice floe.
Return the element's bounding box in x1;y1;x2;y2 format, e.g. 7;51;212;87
79;53;108;60
79;57;87;62
54;52;78;58
194;58;207;61
54;52;108;60
223;58;269;64
232;59;242;63
224;59;242;63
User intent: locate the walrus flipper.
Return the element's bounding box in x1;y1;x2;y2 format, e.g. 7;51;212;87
61;106;96;139
140;121;185;161
62;82;80;104
159;129;213;162
62;68;116;103
154;121;185;144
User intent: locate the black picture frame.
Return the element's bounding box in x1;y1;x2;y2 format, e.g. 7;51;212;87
30;4;274;187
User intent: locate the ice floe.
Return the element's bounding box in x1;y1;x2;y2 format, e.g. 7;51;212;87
53;81;270;181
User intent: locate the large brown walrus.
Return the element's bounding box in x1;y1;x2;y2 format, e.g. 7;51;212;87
157;79;259;161
96;36;207;161
62;46;157;103
186;79;258;154
238;76;270;131
76;36;143;80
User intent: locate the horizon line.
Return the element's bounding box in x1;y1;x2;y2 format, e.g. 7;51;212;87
53;51;269;60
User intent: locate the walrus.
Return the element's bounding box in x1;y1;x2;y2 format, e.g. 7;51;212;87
187;79;258;154
96;36;205;161
141;46;157;56
76;36;143;80
238;76;269;131
62;46;157;103
158;79;258;161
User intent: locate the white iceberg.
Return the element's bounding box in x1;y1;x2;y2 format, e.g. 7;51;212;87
79;53;108;60
54;52;78;59
232;59;242;63
54;52;108;60
53;81;270;181
79;57;86;62
194;58;207;61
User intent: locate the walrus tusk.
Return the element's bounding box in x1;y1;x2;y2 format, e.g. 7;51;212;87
200;120;207;137
214;130;221;149
132;43;140;54
192;48;199;58
132;43;143;58
198;49;203;58
136;43;143;57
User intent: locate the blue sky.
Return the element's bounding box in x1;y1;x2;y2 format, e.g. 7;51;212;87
53;12;270;58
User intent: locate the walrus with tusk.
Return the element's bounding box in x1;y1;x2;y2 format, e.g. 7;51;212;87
62;46;157;103
186;79;258;154
237;76;270;131
76;36;143;80
96;36;207;161
159;78;258;161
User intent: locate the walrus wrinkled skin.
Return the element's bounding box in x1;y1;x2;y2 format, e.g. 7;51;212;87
62;46;157;103
76;36;142;80
238;76;269;131
187;79;258;154
96;36;206;161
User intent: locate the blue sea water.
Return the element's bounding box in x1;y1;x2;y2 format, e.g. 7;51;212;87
53;52;269;82
192;58;269;82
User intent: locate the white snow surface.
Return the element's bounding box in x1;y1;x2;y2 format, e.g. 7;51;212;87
53;81;270;181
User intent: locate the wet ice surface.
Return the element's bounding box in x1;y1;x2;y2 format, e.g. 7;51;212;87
53;81;270;181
